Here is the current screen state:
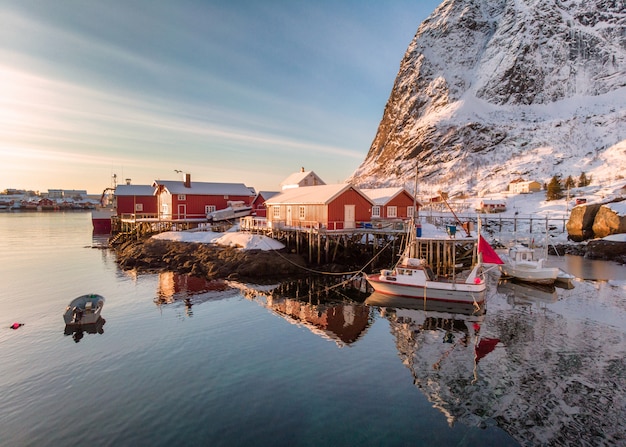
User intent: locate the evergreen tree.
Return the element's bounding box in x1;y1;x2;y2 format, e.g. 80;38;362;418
564;175;576;189
546;175;563;201
578;172;591;187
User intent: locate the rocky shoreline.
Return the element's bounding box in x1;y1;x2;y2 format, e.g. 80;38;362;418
114;238;312;281
113;236;626;282
550;240;626;264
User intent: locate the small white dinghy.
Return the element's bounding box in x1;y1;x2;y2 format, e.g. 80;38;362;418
63;294;105;326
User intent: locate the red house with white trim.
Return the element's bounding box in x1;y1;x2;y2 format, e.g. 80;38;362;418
361;187;419;220
153;174;255;220
251;191;280;218
115;184;158;218
265;184;373;230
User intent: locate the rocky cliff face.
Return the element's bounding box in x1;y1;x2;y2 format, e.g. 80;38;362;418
350;0;626;195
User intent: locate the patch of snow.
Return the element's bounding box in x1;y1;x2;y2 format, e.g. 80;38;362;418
152;230;285;251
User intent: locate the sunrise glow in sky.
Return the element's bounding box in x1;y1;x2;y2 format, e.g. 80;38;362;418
1;0;441;194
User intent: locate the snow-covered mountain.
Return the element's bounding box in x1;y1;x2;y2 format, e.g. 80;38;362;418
349;0;626;197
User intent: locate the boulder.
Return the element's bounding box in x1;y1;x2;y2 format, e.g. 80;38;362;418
566;203;603;242
591;201;626;238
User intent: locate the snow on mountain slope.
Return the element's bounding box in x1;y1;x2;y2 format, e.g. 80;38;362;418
349;0;626;196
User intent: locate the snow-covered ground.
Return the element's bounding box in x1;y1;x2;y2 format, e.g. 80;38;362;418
152;227;285;251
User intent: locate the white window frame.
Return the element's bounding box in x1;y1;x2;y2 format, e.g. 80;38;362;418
205;205;216;214
372;206;381;218
299;206;305;220
407;206;415;218
135;203;143;212
273;206;280;218
387;206;397;218
178;194;186;201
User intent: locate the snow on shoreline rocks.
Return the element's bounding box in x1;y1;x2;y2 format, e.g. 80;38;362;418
115;231;304;280
152;230;286;250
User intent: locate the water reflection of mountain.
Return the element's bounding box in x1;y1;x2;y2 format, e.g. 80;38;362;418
370;289;626;446
235;277;373;346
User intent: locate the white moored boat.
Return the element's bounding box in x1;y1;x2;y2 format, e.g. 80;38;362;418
499;245;561;285
207;200;252;222
365;220;488;305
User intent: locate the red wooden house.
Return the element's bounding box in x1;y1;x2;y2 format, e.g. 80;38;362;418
152;174;255;220
115;184;158;218
265;184;373;230
251;191;280;218
361;187;419;220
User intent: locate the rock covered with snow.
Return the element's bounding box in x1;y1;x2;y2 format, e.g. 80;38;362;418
349;0;626;196
567;198;626;241
152;230;285;251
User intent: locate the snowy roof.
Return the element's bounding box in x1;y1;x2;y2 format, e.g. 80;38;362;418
115;185;156;196
256;191;280;200
279;170;325;188
153;180;254;197
266;184;373;205
361;187;418;206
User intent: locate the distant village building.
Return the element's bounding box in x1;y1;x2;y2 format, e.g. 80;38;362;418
280;168;326;190
265;184;373;230
478;199;507;213
153;173;255;220
361;187;419;220
509;179;541;194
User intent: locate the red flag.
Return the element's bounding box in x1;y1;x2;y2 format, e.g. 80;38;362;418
478;235;504;264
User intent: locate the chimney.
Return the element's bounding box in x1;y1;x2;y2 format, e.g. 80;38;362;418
125;178;131;185
301;167;305;172
184;173;191;188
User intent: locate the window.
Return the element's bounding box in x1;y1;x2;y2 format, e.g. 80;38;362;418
205;205;216;214
299;206;305;220
178;194;186;201
372;206;381;218
387;206;397;218
273;206;280;218
135;203;143;212
407;206;414;218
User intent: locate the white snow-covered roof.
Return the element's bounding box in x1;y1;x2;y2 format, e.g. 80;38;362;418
153;180;254;197
266;184;373;205
361;187;417;206
279;170;325;189
115;185;156;196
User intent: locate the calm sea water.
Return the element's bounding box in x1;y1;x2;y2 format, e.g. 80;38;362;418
1;212;625;446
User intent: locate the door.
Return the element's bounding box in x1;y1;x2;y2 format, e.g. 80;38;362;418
177;204;187;219
344;204;355;229
286;206;292;226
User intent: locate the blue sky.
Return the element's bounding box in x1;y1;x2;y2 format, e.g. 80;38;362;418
1;0;440;194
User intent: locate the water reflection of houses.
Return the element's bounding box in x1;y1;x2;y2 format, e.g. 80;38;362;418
232;279;373;346
156;273;239;306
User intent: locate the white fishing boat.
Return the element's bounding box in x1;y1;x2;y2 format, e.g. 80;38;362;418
63;294;105;326
365;220;488;305
499;245;561;285
207;200;252;222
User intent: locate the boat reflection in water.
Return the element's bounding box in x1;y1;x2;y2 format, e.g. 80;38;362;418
366;292;500;426
497;278;559;306
64;317;106;343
